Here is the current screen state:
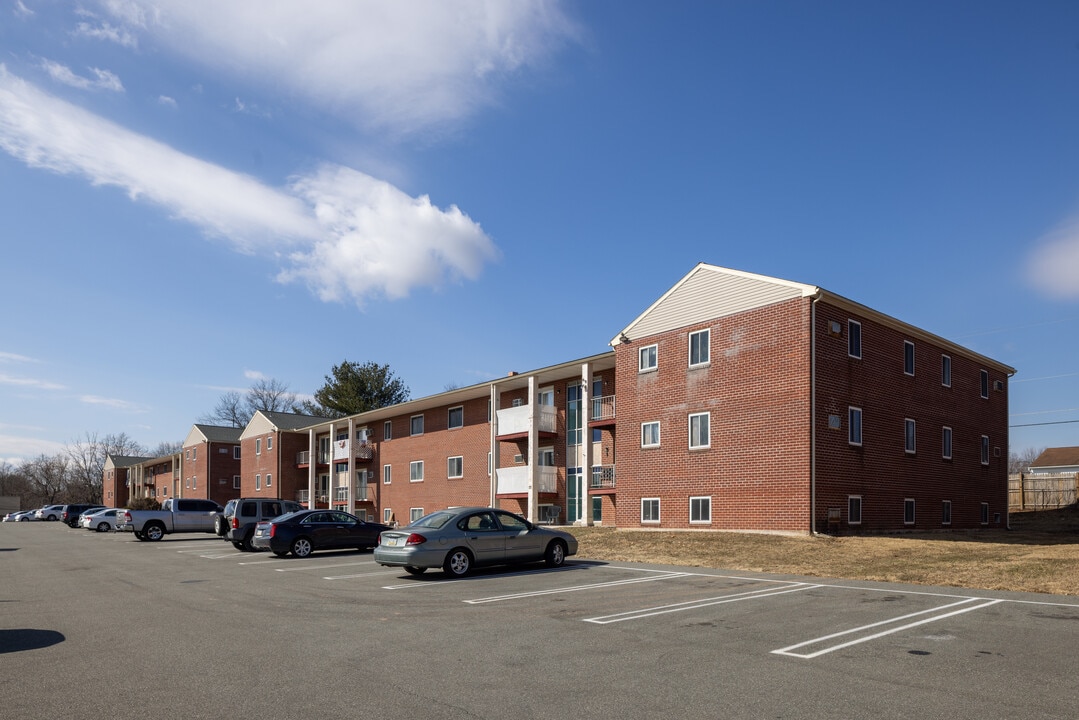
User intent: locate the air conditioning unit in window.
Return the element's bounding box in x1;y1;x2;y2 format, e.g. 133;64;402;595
828;321;842;337
994;380;1004;392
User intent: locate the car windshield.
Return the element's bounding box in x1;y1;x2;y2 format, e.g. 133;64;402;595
408;510;458;530
273;511;305;523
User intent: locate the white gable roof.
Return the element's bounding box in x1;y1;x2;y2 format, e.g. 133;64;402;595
613;263;816;344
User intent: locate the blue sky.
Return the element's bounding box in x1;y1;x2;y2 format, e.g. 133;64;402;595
2;1;1079;464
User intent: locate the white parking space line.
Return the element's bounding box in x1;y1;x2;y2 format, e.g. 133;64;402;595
584;583;821;624
275;560;377;573
325;569;404;580
381;564;588;590
464;571;692;604
772;597;1004;659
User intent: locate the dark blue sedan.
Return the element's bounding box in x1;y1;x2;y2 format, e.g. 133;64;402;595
251;509;391;558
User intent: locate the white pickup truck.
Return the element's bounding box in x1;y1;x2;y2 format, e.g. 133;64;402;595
117;498;224;541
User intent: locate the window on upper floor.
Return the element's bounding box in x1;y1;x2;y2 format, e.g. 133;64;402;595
980;370;989;399
849;407;863;446
848;320;862;359
255;438;261;455
383;464;392;484
689;412;710;449
410;415;424;436
266;437;272;451
689;329;710;368
233;446;241;459
904;419;916;454
410;460;424;482
448;406;464;430
383;420;392;440
941;355;952;388
904;341;915;376
942;426;953;460
639;344;658;373
447;456;463;478
980;435;990;465
641;421;660;448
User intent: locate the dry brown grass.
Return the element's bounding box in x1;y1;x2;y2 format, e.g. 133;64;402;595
564;506;1079;596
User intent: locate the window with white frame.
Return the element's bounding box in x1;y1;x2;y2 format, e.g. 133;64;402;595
904;419;916;454
265;473;272;487
383;420;392;440
848;496;862;525
255;438;261;455
233;446;241;459
690;496;711;524
904;498;916;525
410;508;424;523
448;406;464;430
689;412;710;449
255;474;261;490
849;407;863;446
233;475;241;489
848;320;862;359
942;426;953;460
192;476;197;490
689;329;710;368
447;456;463;478
904;341;915;376
639;344;658;373
410;460;424;482
942;500;952;525
383;464;392;484
410;415;424;436
384;508;393;524
641;498;660;523
980;370;989;399
539;447;555;466
267;436;273;450
641;421;660;448
980;435;990;465
941;355;952;388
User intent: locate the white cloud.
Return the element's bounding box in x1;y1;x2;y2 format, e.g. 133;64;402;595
81;395;144;411
14;1;33;18
0;351;35;363
40;59;125;92
96;0;579;136
157;94;177;108
0;434;67;463
1027;217;1079;300
243;369;267;381
0;373;65;391
73;20;139;48
0;67;499;305
282;164;499;303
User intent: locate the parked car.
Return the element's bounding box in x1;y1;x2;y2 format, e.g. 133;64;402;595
251;510;390;558
117;498;224;541
35;505;66;521
60;504;105;528
3;510;39;522
80;508;121;532
218;498;304;552
374;507;578;578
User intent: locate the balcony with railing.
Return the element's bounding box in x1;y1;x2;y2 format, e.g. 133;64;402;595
590;395;616;427
496;465;557;496
296;450;332;467
496;404;558;439
590;465;616;492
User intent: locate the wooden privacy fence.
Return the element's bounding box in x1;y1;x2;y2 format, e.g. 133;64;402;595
1009;473;1078;510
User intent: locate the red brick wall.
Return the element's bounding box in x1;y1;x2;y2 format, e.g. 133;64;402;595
102;468;129;507
813;301;1010;532
181;441;241;506
614;298;813;531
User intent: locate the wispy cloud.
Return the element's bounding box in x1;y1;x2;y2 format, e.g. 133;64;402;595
73;20;139;49
0;66;498;306
157;95;177;108
0;373;65;391
80;395;144;411
95;0;580;136
1027;216;1079;300
14;0;33;18
40;59;124;92
0;351;36;363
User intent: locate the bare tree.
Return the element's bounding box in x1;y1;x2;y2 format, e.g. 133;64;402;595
200;390;248;428
66;432;148;504
1009;446;1045;474
246;378;296;415
23;454;71;503
148;441;184;457
0;460;30;501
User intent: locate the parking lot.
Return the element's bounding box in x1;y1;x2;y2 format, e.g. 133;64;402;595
3;523;1079;720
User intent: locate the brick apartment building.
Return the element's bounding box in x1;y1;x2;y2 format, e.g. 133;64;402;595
105;264;1013;533
181;424;243;506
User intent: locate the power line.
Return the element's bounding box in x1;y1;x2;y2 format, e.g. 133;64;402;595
1010;419;1079;428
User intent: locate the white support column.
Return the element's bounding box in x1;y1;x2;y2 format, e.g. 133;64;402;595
347;418;354;512
527;375;539;523
579;362;593;526
489;385;500;507
307;428;316;509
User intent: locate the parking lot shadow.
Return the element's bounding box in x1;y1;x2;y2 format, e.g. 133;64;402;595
0;628;65;654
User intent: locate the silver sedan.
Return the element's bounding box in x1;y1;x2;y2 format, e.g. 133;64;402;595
374;507;578;578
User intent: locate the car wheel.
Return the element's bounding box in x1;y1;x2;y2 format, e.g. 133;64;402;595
544;540;567;568
290;537;313;558
231;542;246;551
47;514;57;521
404;566;427;576
96;522;110;532
240;532;256;552
144;523;165;541
214;516;228;536
443;548;472;578
134;531;146;541
273;551;288;558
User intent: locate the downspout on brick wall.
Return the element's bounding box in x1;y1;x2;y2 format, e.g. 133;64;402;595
810;292;821;535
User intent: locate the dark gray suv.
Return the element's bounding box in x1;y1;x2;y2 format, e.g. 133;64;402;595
219;498;303;552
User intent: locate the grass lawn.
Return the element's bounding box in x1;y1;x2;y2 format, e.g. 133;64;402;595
565;506;1079;596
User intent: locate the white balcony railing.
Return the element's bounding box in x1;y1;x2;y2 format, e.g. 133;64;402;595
591;395;616;422
590;465;615;489
496;404;557;436
496;465;556;495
